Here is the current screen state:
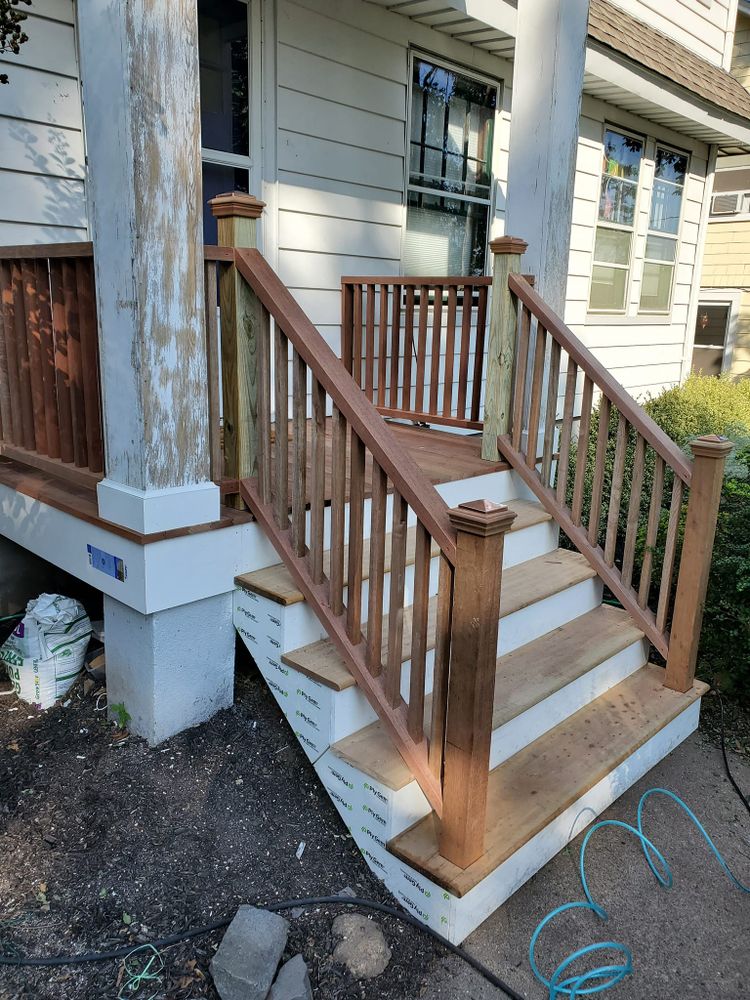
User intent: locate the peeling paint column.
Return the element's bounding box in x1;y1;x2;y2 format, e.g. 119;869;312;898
505;0;590;315
76;0;217;533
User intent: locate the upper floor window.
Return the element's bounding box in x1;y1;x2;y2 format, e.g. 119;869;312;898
403;55;498;276
639;146;688;313
589;128;644;312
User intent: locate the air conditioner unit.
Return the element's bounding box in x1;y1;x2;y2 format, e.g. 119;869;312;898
711;193;740;215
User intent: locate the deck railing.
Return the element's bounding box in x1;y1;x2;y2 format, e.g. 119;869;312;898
340;276;491;430
0;243;104;487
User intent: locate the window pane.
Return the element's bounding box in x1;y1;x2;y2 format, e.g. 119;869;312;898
691;347;723;377
198;0;249;156
409;57;496;200
639;262;673;312
654;148;687;186
594;228;631;265
694;304;730;348
645;234;677;262
649;180;683;234
590;264;628;311
201;162;250;243
602;129;643;182
599;176;638;226
404;191;488;276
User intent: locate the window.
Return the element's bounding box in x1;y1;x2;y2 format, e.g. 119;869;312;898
692;303;731;376
709;166;750;218
198;0;250;243
403;55;498;276
589;128;644;312
639;146;688;313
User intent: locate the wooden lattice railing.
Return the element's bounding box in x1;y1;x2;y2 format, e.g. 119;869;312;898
498;269;731;694
0;243;103;487
340;276;491;430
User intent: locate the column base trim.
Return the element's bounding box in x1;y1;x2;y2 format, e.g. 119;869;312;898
97;479;221;534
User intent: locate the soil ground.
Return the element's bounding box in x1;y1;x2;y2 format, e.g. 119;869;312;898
0;651;748;1000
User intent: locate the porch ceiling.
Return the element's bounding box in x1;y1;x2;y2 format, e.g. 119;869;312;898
363;0;516;59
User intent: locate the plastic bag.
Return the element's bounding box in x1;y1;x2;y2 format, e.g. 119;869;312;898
0;594;91;709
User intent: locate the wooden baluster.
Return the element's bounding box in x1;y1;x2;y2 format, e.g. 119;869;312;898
439;500;516;869
366;462;387;675
291;349;307;557
604;413;629;566
204;260;222;483
341;281;354;375
346;434;366;643
482;237;527;461
365;283;376;399
308;375;326;582
525;322;547;468
588;395;611;547
656;474;684;631
638;454;665;608
408;522;431;741
257;305;272;505
621;433;646;589
49;260;74;464
21;260;47;455
273;326;289;529
385;491;408;707
75;259;103;473
353;283;363;387
415;285;428;414
541;338;561;487
329;405;347;616
511;303;530;451
62;259;87;468
377;284;388;407
0;264;11;442
402;286;415;415
665;436;732;692
429;285;443;416
0;262;20;444
470;284;488;425
12;262;36;452
555;359;577;502
35;260;60;460
429;554;453;780
442;284;457;418
456;285;472;422
571;375;594;524
389;283;401;412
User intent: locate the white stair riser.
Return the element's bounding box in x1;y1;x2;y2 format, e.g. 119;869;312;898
318;699;701;942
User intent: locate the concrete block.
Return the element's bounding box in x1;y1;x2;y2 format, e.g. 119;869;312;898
269;954;313;1000
210;905;289;1000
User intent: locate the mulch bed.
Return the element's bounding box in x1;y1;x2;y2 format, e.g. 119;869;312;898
0;655;443;1000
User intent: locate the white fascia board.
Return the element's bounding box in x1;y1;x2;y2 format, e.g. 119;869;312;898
445;0;517;37
585;43;750;150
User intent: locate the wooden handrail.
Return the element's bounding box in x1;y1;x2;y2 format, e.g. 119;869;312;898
0;242;93;260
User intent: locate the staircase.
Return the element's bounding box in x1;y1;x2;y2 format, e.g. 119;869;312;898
218;238;725;946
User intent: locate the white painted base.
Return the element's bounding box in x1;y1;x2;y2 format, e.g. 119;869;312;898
97;478;221;534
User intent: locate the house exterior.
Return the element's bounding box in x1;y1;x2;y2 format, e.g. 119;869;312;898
695;1;750;378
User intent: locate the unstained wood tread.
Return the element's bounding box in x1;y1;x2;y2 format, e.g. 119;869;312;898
235;500;551;606
388;665;708;897
331;604;645;791
282;549;596;692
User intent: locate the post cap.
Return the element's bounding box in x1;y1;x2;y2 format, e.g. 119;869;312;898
489;236;528;256
690;434;734;459
448;499;517;537
209;192;265;219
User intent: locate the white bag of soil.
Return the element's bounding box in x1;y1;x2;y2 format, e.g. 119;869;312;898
0;594;91;709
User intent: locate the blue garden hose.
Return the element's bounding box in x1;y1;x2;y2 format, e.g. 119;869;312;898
529;787;750;999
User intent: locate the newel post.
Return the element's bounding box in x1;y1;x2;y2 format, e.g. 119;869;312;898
209;192;266;507
482;237;528;462
664;435;732;693
439;499;517;868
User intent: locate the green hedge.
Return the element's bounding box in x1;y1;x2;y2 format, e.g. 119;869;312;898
569;374;750;705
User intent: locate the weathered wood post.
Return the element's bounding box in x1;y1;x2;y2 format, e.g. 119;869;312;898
664;435;732;693
439;499;517;868
209;192;266;508
482;237;527;462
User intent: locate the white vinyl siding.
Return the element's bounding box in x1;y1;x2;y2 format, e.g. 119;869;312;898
606;0;735;68
0;0;87;244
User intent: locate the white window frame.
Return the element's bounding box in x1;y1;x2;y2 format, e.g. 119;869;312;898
588;124;645;315
709;189;750;221
638;142;690;316
402;48;502;277
691;288;741;375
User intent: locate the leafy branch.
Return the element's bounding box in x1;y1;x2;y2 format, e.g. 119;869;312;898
0;0;31;85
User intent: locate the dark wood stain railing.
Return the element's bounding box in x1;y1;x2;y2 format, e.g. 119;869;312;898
0;243;104;487
341;276;491;430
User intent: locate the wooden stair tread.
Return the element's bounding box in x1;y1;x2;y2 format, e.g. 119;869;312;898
283;549;595;692
331;605;644;791
388;665;708;897
235;500;551;606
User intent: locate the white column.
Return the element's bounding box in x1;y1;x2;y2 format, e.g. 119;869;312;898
76;0;217;534
505;0;590;315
